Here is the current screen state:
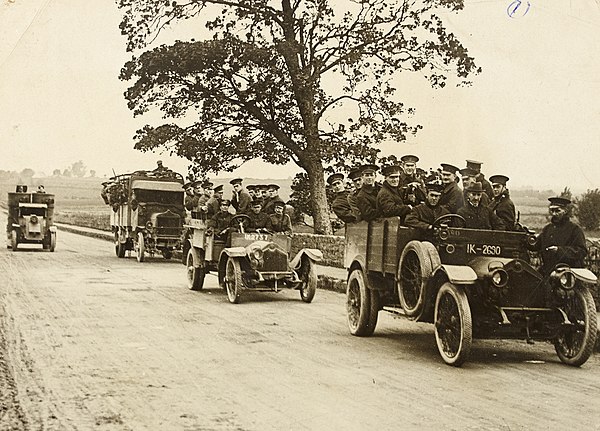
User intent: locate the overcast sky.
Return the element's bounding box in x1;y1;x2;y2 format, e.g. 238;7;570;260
1;0;600;192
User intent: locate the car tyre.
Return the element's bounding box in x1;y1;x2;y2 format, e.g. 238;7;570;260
225;257;243;304
346;269;379;336
554;287;597;367
49;231;56;252
434;282;472;367
10;230;18;252
136;232;145;263
115;231;125;258
186;249;205;291
298;258;317;303
398;241;440;319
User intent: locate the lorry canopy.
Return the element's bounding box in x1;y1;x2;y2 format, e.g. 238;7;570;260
131;180;184;192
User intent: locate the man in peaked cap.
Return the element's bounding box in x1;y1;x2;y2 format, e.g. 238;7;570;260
439;163;464;213
263;183;285;215
206;184;224;219
400;155;419;184
399;154;426;205
207;198;234;241
466;159;493;198
535;196;587;275
246;198;270;232
230;178;252;215
328;173;358;223
376;165;412;221
488;174;516;230
457;182;505;230
347;168;363;222
266;200;293;234
405;181;450;232
355;164;381;221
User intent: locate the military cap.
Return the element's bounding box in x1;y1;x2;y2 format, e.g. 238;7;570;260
465;182;484;193
268;184;280;191
190;179;204;187
416;167;427;176
381;165;402;177
251;198;263;207
202;180;213;189
489;175;509;186
257;184;269;190
213;184;224;193
360;164;379;175
401;155;419;164
348;168;362;181
274;200;285;208
548;196;571;207
459;167;478;178
246;184;256;191
220;198;231;205
229;178;244;185
327;173;345;186
440;163;460;175
466;160;483;173
425;182;444;193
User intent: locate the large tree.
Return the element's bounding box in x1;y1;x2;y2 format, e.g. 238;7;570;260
118;0;479;233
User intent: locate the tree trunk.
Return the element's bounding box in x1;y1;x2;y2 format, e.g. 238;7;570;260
304;158;332;235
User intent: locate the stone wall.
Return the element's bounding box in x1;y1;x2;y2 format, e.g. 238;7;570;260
291;233;345;268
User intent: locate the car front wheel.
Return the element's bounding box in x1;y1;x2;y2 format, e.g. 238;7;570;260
346;269;379;336
434;282;472;367
225;258;244;304
298;258;317;303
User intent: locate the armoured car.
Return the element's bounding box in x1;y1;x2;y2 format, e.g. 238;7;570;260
345;215;597;366
7;187;56;251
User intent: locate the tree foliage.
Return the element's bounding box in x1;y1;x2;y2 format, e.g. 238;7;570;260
575;189;600;231
118;0;479;233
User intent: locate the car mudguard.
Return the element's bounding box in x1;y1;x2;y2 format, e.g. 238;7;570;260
49;226;57;233
221;247;247;258
569;268;597;284
433;264;477;285
290;248;323;269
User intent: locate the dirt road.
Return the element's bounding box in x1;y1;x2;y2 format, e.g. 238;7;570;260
1;212;599;430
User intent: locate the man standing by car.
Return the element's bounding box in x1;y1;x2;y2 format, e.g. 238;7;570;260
458;182;505;230
536;196;587;276
488;174;516;231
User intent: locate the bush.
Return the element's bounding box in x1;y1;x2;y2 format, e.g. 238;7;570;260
575;189;600;230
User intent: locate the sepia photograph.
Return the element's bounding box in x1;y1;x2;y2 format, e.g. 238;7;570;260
1;0;600;429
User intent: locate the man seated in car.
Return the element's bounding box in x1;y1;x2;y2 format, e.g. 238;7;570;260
405;182;449;232
457;182;505;230
266;201;293;234
245;199;269;233
207;199;233;241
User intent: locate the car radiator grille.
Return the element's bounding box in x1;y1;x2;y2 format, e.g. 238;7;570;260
262;249;289;272
156;215;182;237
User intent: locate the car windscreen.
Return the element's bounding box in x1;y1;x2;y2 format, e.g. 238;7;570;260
20;207;46;216
134;189;183;206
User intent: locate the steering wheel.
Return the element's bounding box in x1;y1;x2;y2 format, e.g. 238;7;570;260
432;214;466;229
230;214;252;233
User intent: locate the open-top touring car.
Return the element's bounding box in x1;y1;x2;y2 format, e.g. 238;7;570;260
184;214;322;303
345;215;597;366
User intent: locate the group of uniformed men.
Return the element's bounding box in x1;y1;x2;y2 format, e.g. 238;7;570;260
328;156;515;231
184;178;292;239
328;155;588;275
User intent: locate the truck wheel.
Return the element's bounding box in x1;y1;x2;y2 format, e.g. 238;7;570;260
298;258;317;303
10;230;18;251
115;232;125;258
554;288;597;367
186;249;205;291
346;269;379;336
136;232;145;263
49;231;56;252
434;282;472;367
225;258;243;304
398;241;439;319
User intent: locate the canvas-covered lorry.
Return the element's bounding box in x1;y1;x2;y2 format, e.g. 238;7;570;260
104;169;185;262
7;185;56;251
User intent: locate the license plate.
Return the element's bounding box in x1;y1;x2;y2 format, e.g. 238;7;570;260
466;244;502;256
244;233;270;241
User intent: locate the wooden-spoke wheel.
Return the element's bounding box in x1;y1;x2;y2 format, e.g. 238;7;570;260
346;269;379;336
298;258;317;303
398;241;439;319
10;230;18;251
434;282;472;367
49;231;56;252
554;288;597;367
186;249;206;291
136;232;145;263
225;258;243;304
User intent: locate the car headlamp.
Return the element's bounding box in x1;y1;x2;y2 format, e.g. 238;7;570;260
252;247;263;260
145;221;153;230
559;272;575;290
30;215;38;224
490;269;508;288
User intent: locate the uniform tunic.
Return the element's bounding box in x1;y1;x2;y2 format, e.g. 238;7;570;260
247;211;269;231
376;181;412;220
231;189;252;214
489;191;516;231
208;210;233;239
405;203;450;230
331;191;358;223
536;219;587;275
266;213;293;234
399;174;426;205
457;203;506;230
440;182;464;213
206;197;221;219
356;184;381;221
347;191;362;223
476;174;494;198
263;196;285;215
